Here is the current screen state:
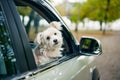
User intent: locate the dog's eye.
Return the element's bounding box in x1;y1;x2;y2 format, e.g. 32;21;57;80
46;36;50;40
54;33;57;35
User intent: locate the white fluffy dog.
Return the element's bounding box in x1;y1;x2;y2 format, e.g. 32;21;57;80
34;21;63;65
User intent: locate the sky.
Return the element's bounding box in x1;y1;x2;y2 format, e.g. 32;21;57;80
51;0;86;5
68;0;87;3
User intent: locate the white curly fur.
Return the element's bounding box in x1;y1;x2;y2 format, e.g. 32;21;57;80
34;21;63;65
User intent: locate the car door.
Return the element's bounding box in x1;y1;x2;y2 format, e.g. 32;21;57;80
1;0;101;80
0;0;37;79
0;0;27;79
26;56;95;80
12;0;96;80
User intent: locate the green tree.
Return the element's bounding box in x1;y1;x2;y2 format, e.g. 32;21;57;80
79;0;120;34
17;6;31;24
17;7;39;35
70;3;80;32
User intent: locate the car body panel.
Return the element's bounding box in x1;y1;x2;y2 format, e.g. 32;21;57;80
25;56;95;80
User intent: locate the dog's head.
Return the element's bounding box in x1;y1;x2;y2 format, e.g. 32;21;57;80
35;22;63;50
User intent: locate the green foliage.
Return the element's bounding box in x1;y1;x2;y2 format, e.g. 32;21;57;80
70;3;80;23
70;0;120;23
17;6;32;16
108;0;120;21
80;0;120;22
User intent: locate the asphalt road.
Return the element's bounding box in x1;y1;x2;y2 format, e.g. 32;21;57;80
94;31;120;80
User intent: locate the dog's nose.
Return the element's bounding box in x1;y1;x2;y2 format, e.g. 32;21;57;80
53;39;58;44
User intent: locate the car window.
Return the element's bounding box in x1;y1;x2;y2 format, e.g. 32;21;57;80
0;6;17;78
17;6;49;41
16;4;70;67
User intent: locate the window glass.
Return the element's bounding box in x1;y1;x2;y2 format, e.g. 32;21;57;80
17;6;49;41
17;6;61;66
17;4;70;67
0;6;17;78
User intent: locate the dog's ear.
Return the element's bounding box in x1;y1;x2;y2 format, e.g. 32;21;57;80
34;32;44;45
50;21;62;30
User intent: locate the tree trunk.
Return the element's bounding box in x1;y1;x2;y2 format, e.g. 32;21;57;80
103;24;106;35
100;21;102;31
103;0;110;35
25;10;35;35
75;23;78;32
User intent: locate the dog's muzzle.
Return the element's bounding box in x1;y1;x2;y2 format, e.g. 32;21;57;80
53;39;58;45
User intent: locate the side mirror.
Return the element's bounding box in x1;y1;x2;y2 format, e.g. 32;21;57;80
79;36;102;56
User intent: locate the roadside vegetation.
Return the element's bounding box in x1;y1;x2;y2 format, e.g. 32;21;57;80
17;0;120;36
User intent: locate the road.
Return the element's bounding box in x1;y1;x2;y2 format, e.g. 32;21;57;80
94;31;120;80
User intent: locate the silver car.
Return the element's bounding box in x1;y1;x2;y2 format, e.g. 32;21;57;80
0;0;102;80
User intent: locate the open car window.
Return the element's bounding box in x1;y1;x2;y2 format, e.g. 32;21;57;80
16;2;72;68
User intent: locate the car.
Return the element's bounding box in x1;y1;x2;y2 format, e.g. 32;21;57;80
0;0;102;80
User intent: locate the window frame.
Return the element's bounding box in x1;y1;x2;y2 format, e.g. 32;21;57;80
8;0;37;70
0;0;80;79
0;0;36;76
12;0;79;68
15;0;78;53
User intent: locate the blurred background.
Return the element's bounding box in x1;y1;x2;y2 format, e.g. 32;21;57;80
50;0;120;37
50;0;120;80
17;0;120;80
